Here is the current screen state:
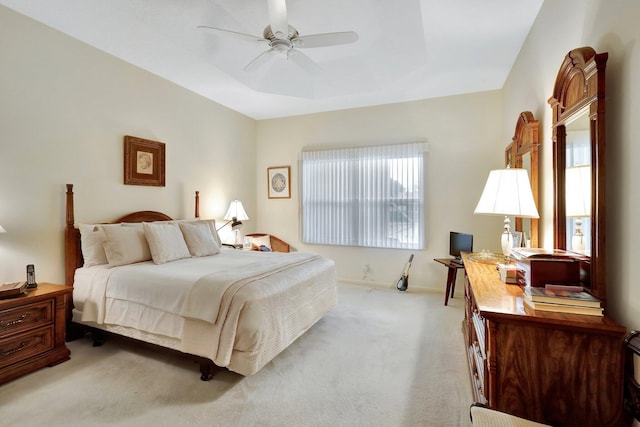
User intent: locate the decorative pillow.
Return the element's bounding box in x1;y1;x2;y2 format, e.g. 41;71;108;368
103;225;152;267
183;219;223;248
143;222;191;264
251;235;272;251
179;222;220;257
78;224;109;267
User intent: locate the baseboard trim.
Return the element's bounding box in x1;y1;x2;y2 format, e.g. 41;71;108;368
338;279;438;294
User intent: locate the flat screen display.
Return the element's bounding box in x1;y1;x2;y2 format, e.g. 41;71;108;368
450;232;473;259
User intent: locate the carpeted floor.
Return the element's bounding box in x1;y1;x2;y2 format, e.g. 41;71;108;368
0;283;473;427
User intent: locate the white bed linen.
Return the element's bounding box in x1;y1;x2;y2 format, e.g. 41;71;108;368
73;249;337;375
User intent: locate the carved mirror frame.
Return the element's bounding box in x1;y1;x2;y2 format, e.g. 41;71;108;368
548;46;607;302
505;111;540;248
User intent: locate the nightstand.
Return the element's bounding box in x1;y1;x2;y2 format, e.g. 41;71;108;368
0;283;72;385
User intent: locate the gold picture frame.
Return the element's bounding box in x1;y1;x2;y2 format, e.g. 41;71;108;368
124;135;166;186
267;166;291;199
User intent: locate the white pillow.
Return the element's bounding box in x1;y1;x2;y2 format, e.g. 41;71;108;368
251;235;272;251
180;219;223;248
79;224;109;267
143;222;191;264
179;222;220;257
103;225;152;266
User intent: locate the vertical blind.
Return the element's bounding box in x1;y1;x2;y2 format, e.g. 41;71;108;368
301;142;427;249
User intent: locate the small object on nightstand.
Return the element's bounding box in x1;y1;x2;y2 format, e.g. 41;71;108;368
0;281;28;299
26;264;37;288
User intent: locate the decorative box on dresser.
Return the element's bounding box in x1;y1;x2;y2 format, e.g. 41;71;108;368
0;283;71;385
462;253;626;427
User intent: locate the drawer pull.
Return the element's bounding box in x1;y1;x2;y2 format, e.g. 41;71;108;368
0;312;31;329
3;341;28;356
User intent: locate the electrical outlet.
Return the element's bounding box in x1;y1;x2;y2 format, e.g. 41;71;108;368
362;264;370;280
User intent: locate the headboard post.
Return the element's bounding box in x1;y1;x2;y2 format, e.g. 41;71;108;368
64;184;82;288
195;191;200;219
65;184;74;227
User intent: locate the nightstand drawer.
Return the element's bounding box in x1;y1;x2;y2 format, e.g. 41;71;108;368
0;300;53;337
0;325;54;369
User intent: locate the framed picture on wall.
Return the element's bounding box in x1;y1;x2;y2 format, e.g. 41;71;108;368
267;166;291;199
124;135;166;186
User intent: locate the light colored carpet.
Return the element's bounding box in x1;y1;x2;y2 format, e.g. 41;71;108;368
0;283;473;427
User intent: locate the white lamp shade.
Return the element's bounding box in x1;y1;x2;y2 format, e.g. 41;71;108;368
224;200;249;221
565;166;591;217
474;168;539;218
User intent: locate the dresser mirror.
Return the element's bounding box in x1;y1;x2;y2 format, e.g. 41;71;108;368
548;46;607;303
505;111;539;248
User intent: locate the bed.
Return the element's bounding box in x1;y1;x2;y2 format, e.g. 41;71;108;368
63;184;337;379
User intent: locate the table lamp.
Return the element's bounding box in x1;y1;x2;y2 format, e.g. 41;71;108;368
474;168;539;257
565;165;591;252
221;200;249;246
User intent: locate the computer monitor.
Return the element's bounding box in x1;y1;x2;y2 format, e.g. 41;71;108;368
449;232;473;259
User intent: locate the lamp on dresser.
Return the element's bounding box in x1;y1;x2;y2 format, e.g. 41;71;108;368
474;167;539;257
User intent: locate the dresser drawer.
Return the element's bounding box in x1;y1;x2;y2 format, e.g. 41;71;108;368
0;325;54;369
0;299;53;337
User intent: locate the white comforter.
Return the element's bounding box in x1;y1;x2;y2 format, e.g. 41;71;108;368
73;249;336;375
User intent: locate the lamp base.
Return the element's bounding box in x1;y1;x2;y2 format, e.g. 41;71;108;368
501;231;513;257
571;218;585;252
500;216;513;257
572;232;585;252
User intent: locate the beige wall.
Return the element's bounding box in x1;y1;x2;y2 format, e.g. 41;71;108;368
256;92;505;289
502;0;640;329
0;6;257;284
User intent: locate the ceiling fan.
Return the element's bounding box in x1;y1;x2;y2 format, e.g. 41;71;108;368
199;0;358;73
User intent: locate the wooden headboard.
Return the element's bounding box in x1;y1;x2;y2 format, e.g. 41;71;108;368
64;184;199;287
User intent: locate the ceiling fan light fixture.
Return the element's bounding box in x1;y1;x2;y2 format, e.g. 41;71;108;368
201;0;358;73
272;39;291;54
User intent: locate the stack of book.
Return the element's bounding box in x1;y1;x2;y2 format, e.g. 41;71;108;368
497;263;518;284
0;281;28;299
523;285;603;316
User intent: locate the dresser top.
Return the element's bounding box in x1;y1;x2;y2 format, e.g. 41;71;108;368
461;253;625;334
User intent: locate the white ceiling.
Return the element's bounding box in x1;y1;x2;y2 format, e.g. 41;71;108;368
0;0;543;120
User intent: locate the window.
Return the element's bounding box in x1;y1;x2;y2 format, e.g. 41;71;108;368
301;142;426;249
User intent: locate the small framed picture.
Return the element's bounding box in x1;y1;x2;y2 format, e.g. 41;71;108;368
124;135;166;186
267;166;291;199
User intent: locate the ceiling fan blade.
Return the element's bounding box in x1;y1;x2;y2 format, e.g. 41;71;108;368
267;0;289;39
198;26;268;44
243;48;276;72
288;49;322;75
292;31;359;48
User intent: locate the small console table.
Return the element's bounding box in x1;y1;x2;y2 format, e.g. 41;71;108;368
433;258;465;306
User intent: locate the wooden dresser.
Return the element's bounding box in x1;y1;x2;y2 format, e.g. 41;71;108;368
0;283;71;385
462;253;626;427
